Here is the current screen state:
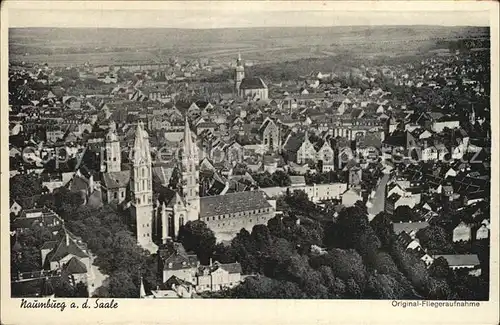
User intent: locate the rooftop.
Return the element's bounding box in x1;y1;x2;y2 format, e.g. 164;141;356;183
239;77;267;90
434;254;480;267
393;221;430;235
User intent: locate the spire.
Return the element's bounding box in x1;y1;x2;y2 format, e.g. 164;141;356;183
237;52;242;65
182;116;196;163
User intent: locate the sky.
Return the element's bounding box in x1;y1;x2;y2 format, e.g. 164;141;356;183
6;1;492;29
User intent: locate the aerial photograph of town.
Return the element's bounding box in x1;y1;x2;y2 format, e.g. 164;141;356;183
8;7;491;301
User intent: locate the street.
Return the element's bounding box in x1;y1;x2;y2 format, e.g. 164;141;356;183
88;253;108;297
367;172;390;221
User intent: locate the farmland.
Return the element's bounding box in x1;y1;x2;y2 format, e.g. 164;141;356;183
9;26;489;67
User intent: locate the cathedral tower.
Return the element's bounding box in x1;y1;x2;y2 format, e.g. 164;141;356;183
235;53;245;94
103;120;121;173
130;121;157;253
180;117;200;223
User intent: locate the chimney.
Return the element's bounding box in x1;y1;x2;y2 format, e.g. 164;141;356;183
65;233;70;246
210;258;213;266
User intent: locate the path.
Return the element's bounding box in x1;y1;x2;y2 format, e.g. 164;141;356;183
88;253;108;297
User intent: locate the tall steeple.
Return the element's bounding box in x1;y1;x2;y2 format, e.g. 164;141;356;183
130;121;157;253
103;120;121;173
180;116;200;223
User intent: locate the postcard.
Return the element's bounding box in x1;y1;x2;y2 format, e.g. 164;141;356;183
1;1;498;324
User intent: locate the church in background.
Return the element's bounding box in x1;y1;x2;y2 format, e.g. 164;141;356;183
234;54;268;101
100;117;276;253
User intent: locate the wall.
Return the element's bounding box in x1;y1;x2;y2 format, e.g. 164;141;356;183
105;187;127;205
42;181;64;193
432;121;460;133
203;208;275;241
476;226;489;240
163;267;196;284
453;224;472;242
260;183;348;203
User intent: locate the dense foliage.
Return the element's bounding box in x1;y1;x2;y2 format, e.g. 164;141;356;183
201;191;489;300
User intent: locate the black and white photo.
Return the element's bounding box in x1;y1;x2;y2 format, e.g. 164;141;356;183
1;2;498;322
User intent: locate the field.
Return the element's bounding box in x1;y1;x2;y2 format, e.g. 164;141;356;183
9;26;489;67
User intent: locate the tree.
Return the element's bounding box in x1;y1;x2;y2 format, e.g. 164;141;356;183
231;276;305;299
428;256;450;279
178;220;216;265
370;212;394;248
231;228;259;274
318;265;346;298
106;271;138;298
366;273;408;299
393;205;422;222
271;170;291;187
326;205;369;249
390;240;432;295
212;243;236;264
14;246;42;273
426;278;451;300
261;237;295;278
345;278;362;298
10;173;42;205
416;226;454;255
310;248;368;290
75;281;89;297
356;227;382;266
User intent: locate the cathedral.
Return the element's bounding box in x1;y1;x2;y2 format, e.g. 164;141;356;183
234;54;268;100
100;118;200;253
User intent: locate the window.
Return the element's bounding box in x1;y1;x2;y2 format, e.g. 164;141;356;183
121;192;124;198
114;192;118;199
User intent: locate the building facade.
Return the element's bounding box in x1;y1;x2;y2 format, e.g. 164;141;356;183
130;122;157;253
